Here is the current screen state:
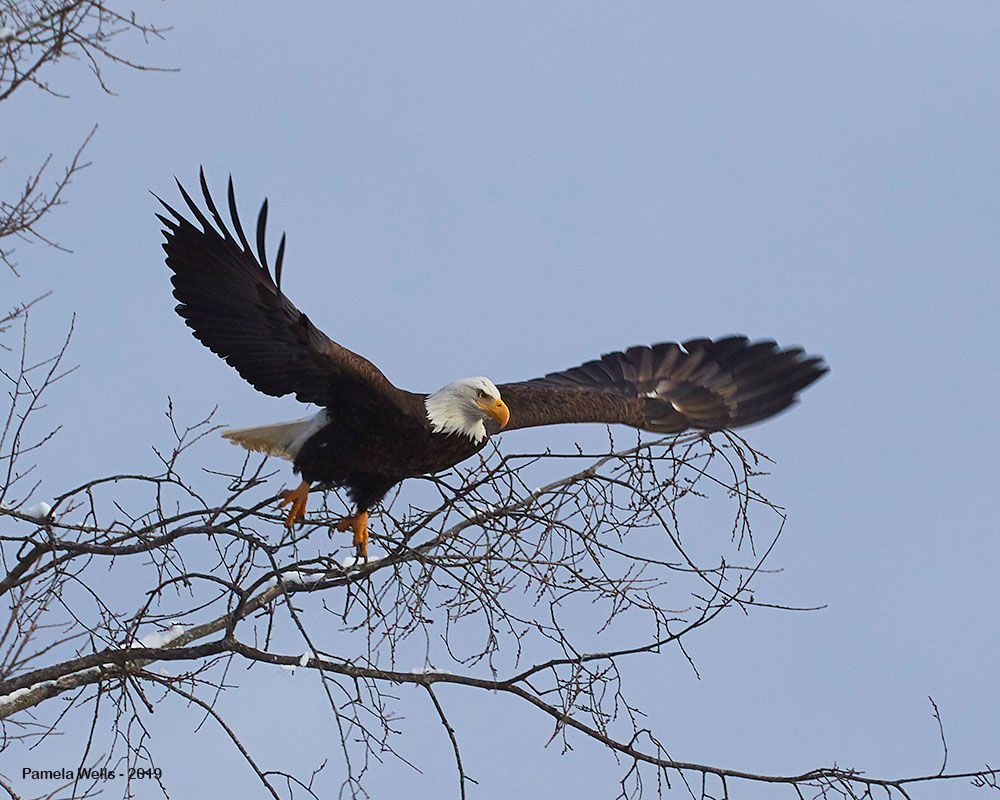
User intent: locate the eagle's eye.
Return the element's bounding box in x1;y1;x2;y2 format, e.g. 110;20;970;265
476;388;489;400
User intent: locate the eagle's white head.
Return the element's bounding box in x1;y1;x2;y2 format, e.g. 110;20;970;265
425;376;510;444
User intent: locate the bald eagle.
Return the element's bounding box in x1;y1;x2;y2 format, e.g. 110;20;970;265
158;173;827;557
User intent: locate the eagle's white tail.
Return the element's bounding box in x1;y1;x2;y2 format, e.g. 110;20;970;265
221;411;327;461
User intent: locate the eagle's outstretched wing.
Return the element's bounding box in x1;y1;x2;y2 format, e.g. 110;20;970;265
498;337;826;433
158;171;415;414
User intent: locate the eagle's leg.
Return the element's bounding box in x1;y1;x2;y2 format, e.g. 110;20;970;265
336;511;369;559
279;480;311;527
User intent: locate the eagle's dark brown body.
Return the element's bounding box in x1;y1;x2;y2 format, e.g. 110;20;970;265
293;401;486;511
158;172;827;530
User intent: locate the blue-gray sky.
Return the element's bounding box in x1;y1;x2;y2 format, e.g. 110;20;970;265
4;2;998;797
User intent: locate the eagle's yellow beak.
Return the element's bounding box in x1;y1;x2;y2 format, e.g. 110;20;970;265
480;397;510;429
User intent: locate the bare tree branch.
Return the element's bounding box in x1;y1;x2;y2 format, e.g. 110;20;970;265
1;0;172;272
0;357;995;797
0;127;94;273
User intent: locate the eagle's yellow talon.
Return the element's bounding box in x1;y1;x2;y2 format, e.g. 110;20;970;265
337;511;369;558
279;480;311;527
